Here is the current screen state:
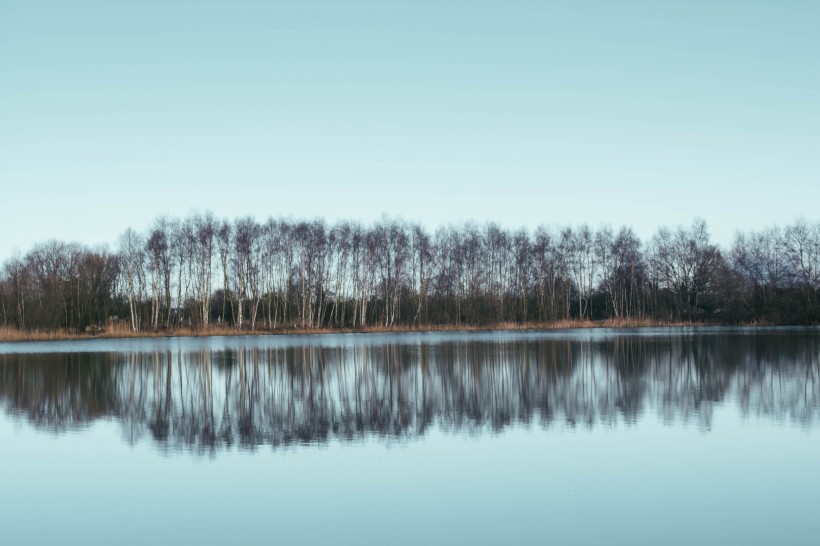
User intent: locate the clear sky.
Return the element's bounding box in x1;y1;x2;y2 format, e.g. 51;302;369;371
1;0;818;260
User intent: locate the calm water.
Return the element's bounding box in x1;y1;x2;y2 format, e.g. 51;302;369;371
1;327;818;545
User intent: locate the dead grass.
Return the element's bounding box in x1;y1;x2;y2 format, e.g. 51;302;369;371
0;318;718;343
0;326;79;342
593;317;707;328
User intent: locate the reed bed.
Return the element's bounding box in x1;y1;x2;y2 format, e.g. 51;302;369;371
0;326;78;342
0;318;715;343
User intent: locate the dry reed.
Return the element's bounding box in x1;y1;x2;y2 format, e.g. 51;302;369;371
0;318;714;343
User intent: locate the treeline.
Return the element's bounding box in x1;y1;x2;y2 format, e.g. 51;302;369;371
1;214;819;333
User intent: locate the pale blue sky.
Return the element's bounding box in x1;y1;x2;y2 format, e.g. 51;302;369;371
1;0;818;259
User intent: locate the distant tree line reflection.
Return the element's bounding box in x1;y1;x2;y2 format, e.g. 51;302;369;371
1;334;818;453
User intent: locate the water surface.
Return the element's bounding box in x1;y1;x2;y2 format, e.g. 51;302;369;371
1;328;818;545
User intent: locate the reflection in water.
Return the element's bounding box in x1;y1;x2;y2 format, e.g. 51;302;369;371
1;334;818;453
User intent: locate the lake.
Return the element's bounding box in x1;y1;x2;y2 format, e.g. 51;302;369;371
1;327;818;545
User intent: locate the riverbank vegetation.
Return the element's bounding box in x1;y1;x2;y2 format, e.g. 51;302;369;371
0;318;708;342
1;214;818;340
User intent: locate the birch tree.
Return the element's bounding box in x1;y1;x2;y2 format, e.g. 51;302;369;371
193;212;216;327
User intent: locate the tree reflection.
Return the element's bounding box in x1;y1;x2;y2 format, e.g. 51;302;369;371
1;333;818;454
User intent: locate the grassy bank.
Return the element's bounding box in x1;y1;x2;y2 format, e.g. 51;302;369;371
0;318;721;343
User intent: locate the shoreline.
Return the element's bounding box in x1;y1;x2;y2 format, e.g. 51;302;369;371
0;318;799;343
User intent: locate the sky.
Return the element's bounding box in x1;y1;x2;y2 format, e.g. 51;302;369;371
1;0;818;260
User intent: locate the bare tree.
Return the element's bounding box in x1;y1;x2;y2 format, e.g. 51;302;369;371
193;212;216;327
216;220;232;325
146;218;172;329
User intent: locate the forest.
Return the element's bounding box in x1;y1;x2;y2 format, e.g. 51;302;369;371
1;214;818;334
